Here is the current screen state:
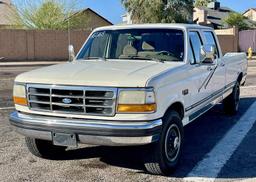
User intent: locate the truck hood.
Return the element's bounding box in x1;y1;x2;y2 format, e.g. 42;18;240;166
15;60;183;87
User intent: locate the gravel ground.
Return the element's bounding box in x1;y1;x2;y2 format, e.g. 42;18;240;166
0;109;175;182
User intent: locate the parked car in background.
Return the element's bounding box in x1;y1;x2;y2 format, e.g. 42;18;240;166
10;24;247;175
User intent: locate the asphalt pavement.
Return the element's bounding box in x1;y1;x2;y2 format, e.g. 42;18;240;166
0;61;256;182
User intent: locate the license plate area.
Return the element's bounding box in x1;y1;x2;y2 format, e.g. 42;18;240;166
52;133;77;147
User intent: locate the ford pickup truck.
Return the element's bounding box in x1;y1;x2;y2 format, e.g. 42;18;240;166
10;24;247;175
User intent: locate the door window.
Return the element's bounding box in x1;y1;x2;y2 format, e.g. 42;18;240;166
189;32;203;64
188;41;195;64
203;31;219;58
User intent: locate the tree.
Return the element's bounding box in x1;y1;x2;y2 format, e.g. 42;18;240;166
224;12;249;30
122;0;194;23
12;0;87;30
194;0;216;8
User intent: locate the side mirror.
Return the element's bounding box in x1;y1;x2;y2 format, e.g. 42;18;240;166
200;45;217;64
68;45;75;62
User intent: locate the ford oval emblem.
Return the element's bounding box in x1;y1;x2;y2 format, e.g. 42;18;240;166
62;98;72;104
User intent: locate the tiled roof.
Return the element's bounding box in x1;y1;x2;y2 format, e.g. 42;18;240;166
200;6;233;28
198;6;255;29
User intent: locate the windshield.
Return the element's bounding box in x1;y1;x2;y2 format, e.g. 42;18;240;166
77;29;185;62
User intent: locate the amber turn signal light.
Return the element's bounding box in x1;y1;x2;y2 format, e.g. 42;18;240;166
117;104;156;113
13;97;27;106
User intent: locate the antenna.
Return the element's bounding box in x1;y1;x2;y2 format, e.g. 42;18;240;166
68;14;71;46
68;13;73;62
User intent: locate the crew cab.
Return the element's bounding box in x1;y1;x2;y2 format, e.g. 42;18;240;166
10;24;247;175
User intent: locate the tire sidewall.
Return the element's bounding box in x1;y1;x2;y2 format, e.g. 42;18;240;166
223;81;240;115
158;111;184;173
26;137;66;159
233;82;240;112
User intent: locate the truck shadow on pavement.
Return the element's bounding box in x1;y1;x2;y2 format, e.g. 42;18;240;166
52;97;256;179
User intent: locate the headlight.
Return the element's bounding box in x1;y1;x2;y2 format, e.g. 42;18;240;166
13;83;27;106
117;89;156;113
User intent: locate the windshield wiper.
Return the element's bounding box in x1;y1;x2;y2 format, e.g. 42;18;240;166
78;57;107;61
149;57;165;63
145;56;182;63
121;56;165;63
143;56;166;63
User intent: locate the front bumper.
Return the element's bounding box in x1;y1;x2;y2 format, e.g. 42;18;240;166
9;111;162;146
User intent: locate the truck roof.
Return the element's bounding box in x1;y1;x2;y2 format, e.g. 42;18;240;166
94;23;213;31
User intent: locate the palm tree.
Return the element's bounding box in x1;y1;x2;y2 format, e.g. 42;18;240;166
121;0;194;23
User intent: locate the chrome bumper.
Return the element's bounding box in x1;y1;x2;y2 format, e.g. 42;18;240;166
9;112;162;146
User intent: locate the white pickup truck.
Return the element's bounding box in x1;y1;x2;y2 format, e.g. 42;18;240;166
10;24;247;175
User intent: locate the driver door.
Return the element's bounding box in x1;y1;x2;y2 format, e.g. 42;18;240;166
187;31;211;114
201;31;225;102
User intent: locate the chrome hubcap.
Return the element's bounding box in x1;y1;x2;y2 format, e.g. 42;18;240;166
174;137;180;149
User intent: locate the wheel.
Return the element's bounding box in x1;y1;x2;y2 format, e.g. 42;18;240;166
25;137;67;159
223;81;240;115
144;110;184;175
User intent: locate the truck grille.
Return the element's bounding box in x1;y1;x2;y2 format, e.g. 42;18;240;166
26;84;117;116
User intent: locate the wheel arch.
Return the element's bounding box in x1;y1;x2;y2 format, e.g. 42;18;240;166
237;72;243;84
164;102;185;120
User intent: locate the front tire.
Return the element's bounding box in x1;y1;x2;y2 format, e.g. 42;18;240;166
144;111;184;175
25;137;67;159
223;81;240;115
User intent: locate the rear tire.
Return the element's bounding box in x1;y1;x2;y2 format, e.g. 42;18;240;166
223;81;240;115
144;111;184;175
25;137;67;159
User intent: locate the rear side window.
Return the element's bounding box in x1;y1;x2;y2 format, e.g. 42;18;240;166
203;31;219;57
189;31;203;64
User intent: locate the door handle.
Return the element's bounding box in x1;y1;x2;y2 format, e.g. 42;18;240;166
207;66;213;71
220;62;225;67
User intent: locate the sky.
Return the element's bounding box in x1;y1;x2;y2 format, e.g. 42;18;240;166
81;0;256;24
79;0;126;24
12;0;256;24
